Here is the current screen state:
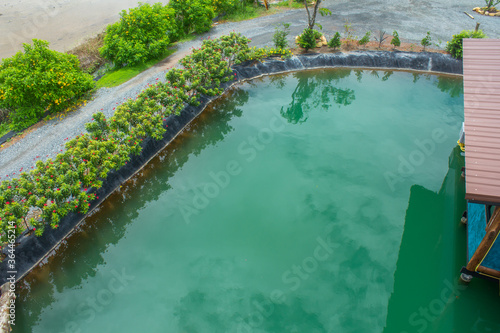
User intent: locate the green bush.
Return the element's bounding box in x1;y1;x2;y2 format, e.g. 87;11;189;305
328;32;341;49
446;29;487;59
298;28;321;51
273;23;290;49
359;31;371;47
169;0;215;36
0;39;94;131
100;3;177;67
421;31;432;51
391;30;401;49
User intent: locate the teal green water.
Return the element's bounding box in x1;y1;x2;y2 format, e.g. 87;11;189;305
14;69;500;333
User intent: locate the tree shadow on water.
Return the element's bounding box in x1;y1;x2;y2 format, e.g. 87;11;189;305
280;70;356;124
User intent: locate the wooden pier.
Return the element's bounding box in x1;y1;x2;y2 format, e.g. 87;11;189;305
461;39;500;282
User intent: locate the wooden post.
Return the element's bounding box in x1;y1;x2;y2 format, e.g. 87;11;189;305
464;11;475;19
475;22;480;32
477;265;500;279
466;206;500;272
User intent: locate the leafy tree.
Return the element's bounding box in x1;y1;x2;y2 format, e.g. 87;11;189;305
421;31;432;51
342;19;357;49
446;29;486;59
328;32;341;49
169;0;215;36
391;30;401;49
100;3;178;67
304;0;331;30
273;23;291;49
0;39;94;130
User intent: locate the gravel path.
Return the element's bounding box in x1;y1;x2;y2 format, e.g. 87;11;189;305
1;0;500;180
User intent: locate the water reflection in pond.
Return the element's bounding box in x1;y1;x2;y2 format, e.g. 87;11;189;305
15;69;499;333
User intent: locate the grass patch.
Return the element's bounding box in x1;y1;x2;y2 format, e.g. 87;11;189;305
96;48;176;88
273;1;305;9
223;5;268;22
172;34;197;46
222;2;304;23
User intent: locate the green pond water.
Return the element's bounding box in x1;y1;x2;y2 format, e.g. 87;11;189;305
14;69;500;333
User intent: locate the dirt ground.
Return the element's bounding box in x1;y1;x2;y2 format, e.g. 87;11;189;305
0;0;158;60
291;38;446;55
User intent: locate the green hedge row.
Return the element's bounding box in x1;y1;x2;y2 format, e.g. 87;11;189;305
0;32;276;249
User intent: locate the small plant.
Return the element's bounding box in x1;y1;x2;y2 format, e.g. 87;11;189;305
446;29;487;59
297;28;321;51
434;37;443;49
484;0;500;11
358;31;371;47
273;23;290;49
390;30;401;49
421;31;432;51
375;30;388;49
328;32;341;50
343;19;357;49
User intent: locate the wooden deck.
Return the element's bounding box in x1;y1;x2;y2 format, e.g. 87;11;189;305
463;39;500;205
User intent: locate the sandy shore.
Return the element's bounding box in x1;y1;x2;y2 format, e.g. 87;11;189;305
0;0;159;60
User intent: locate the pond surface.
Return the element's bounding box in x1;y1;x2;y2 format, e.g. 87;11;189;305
14;69;500;333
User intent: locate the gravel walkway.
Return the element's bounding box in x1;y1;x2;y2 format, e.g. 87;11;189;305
1;0;500;180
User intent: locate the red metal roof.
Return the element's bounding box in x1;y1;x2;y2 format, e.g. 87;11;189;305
464;39;500;204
